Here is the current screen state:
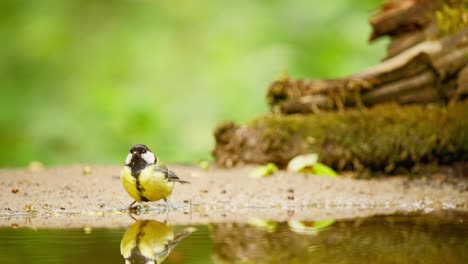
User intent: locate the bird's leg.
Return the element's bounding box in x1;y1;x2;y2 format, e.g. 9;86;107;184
127;201;141;212
120;201;136;212
164;198;170;221
128;211;140;221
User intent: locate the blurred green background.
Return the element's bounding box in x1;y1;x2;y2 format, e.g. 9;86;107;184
0;0;387;167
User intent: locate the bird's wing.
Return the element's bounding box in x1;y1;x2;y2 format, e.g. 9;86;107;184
163;230;193;256
155;161;190;184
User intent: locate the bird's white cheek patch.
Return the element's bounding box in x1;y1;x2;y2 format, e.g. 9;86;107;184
125;153;132;165
142;151;156;164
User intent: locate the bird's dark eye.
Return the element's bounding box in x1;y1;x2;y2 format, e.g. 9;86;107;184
142;149;146;153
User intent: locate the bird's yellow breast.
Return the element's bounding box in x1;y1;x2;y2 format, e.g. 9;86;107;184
120;220;174;260
121;165;175;202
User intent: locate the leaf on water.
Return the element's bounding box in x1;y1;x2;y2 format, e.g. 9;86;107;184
287;153;337;177
312;162;337;177
248;218;278;232
249;163;278;178
288;219;335;235
287;153;318;172
83;226;92;234
288;221;318;235
313;219;335;229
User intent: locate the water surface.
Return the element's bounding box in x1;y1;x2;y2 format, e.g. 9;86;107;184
0;210;466;264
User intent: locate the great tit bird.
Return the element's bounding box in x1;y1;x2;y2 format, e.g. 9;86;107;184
120;220;194;264
121;144;189;209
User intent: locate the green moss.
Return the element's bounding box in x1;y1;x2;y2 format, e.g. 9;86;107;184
435;0;468;36
247;101;468;172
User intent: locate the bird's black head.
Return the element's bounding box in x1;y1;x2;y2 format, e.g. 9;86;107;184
130;144;150;156
125;144;156;176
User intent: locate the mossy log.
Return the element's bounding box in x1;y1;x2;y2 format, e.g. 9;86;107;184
267;28;468;114
213;0;467;172
370;0;467;57
213;101;468;172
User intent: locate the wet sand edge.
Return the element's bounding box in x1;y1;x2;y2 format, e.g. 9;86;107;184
0;165;466;228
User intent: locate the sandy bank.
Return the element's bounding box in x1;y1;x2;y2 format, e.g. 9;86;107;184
0;165;466;228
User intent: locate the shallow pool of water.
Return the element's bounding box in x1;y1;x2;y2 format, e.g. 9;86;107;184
0;210;466;264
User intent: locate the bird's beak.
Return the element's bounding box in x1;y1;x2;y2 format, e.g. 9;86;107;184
132;151;139;156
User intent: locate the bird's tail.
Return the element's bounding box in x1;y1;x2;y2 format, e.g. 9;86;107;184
172;178;190;184
172;177;190;184
168;170;190;184
157;166;190;184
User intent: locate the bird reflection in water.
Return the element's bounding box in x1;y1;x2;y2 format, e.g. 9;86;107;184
120;220;195;264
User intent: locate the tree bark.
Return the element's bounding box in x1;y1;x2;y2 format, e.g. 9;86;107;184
267;29;467;114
